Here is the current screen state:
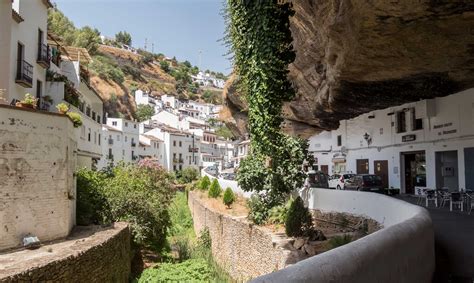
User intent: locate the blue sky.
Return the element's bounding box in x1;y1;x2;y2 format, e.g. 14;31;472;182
54;0;232;74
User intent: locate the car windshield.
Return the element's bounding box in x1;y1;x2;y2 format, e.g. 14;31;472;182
363;175;382;184
308;172;328;188
343;174;355;179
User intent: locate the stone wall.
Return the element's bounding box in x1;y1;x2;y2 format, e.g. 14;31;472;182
188;191;295;281
0;223;131;283
0;105;77;251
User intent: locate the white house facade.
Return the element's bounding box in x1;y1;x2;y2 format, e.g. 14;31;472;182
309;88;474;194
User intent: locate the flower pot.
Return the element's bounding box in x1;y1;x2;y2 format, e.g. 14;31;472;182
16;102;36;109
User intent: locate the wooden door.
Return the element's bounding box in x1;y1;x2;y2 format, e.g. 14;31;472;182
356;159;369;174
320;165;329;175
374;160;389;188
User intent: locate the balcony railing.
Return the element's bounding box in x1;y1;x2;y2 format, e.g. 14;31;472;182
131;142;137;147
37;43;50;68
188;147;199;153
108;139;114;145
15;60;33;88
132;155;138;161
173;158;184;164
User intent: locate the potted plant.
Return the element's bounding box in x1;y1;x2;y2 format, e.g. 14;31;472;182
66;112;82;128
16;93;38;109
56;102;69;114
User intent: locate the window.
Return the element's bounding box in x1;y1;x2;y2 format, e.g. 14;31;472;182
173;141;176;146
98;134;101;146
125;136;128;142
92;111;96;121
396;111;406;133
36;80;42;107
88;128;91;142
173;165;177;171
97;115;101;124
179;141;182;147
94;132;97;144
125;122;128;127
134;124;137;129
337;135;342;147
86;106;91;117
179;165;182;170
411;108;423;130
112;121;117;126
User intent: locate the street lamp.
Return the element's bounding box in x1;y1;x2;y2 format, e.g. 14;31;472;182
363;132;372;146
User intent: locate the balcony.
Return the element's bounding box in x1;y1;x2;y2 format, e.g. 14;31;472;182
173;158;184;164
188;147;199;153
132;155;138;161
108;139;114;145
131;142;137;147
15;60;33;88
37;43;50;68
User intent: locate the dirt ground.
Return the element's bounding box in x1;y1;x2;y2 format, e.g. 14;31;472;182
193;190;249;217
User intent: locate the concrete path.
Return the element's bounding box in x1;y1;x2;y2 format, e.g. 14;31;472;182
397;195;474;282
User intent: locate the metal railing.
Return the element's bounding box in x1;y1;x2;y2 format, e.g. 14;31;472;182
16;59;33;87
37;43;50;67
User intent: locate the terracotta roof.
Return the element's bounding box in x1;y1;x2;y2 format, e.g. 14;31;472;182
12;9;24;23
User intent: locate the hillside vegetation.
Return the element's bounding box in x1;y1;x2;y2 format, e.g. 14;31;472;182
48;8;226;120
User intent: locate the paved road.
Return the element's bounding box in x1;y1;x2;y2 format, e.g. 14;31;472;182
397;195;474;283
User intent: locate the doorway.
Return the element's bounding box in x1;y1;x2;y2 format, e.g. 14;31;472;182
401;151;426;194
320;165;329;175
374;160;389;189
436;151;458;190
465;148;474;190
356;159;369;174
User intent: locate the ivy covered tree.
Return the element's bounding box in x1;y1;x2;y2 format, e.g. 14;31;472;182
227;0;312;214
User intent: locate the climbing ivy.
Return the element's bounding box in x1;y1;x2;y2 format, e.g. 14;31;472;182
227;0;312;208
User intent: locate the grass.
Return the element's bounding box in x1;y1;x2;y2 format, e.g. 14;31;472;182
328;234;352;250
137;192;231;282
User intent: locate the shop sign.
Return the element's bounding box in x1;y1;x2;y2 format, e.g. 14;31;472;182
402;134;416;142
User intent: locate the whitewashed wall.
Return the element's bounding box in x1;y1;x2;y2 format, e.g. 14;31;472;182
0;106;77;251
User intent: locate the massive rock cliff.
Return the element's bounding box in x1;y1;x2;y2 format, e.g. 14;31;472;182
223;1;474;138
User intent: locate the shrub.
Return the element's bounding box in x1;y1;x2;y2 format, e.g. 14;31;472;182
268;197;293;225
247;194;269;225
223;187;235;208
178;167;199;184
198;176;210;191
103;162;174;248
76;169;110;225
56;102;69;113
138;258;212;282
208;179;221;198
328;234;352;249
285;196;313;237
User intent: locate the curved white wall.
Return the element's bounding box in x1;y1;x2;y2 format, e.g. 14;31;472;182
252;189;435;283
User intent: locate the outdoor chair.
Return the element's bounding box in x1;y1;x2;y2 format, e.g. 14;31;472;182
425;190;437;207
450;192;463;212
416;187;426;205
467;194;473;215
439;188;451;208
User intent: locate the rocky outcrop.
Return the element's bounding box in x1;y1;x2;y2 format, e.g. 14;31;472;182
222;1;474;137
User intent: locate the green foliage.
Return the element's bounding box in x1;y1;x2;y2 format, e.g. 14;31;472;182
135;104;155;122
90;55;125;84
138;258;213;282
208;179;221;198
202;89;222;104
215;125;234;139
115;31;132;46
198;176;211;191
285;196;313;237
176;167;199;184
56;102;69;113
74;26;101;55
160;61;170;73
104;163;174;248
227;0;312;214
223;188;235;208
168;192;194;238
76;169;110;225
20;93;37;105
246;194;269;225
328;234;353;249
268;197;293;225
139;51;154;65
66;112;83;127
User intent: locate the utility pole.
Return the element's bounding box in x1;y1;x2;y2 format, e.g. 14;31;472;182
144;38;148;51
198;50;202;71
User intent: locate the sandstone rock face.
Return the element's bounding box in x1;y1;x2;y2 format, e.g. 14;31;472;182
222;1;474;137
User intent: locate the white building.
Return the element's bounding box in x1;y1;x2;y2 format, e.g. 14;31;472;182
142;124;201;172
134;89;161;113
309;88;474;194
161;94;183;109
0;0;52;104
98;118;140;168
191;71;225;89
233;139;250;167
137;134;165;164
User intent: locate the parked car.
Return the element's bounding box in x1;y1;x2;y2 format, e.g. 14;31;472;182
329;173;356;190
306;171;329;189
344;174;383;193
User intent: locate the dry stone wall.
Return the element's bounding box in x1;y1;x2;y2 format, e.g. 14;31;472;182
0;223;131;283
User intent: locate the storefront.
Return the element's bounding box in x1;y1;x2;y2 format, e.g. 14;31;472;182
401;151;426;194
